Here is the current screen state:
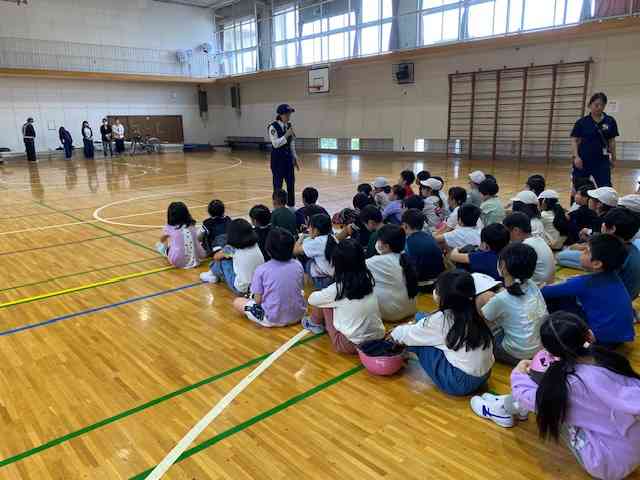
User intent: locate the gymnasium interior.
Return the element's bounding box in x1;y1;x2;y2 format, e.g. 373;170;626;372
0;0;639;478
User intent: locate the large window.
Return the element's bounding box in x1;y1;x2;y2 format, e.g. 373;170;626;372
360;0;393;55
220;18;258;74
273;6;299;68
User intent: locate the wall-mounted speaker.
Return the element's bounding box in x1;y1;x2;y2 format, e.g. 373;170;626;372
393;62;415;85
230;85;241;110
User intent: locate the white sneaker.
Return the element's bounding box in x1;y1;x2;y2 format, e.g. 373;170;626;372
200;271;219;283
470;395;515;428
480;393;529;421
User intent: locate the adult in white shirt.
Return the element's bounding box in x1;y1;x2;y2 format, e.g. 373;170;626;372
268;104;300;207
365;225;417;322
503;212;555;286
113;118;126;156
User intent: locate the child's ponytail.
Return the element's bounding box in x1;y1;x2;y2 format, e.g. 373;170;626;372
549;199;569;236
498;243;538;298
535;359;574;440
324;234;338;262
399;253;418;299
309;213;337;262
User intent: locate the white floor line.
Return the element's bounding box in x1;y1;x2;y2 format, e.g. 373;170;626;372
144;329;310;480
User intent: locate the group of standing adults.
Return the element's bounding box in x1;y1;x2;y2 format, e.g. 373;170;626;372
22;117;126;162
266;93;621;208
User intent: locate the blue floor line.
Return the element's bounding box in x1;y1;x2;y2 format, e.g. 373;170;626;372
0;282;205;337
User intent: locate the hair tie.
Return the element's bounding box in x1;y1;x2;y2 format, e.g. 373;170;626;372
582;341;591;349
513;278;522;285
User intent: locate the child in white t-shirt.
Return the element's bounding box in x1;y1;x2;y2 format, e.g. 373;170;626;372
436;204;482;251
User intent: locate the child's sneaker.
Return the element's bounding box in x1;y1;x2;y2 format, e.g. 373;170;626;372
301;316;325;334
470;395;515;428
155;242;167;255
480;393;528;421
200;271;219;283
245;303;265;324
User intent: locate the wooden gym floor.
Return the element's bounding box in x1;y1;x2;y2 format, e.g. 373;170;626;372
0;150;638;479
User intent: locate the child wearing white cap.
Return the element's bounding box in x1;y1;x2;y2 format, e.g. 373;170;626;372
538;190;569;250
511;190;545;239
373;177;391;209
619;194;640;244
467;171;485;208
557;187;619;269
418;177;446;230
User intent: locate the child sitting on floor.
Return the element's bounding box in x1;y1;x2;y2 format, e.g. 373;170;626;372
438;186;467;234
390;270;494;396
510;190;544;238
525;174;546;197
401;209;445;291
200;218;264;295
293;213;337;290
538;190;569;250
360;205;384;258
601;207;640;302
436;204;482;251
449;222;511;281
542;233;635;347
478;242;548;365
295;187;328;231
373;177;391;209
382;185;406;225
357;183;374;202
271;189;297;237
467;170;486;207
157;202;206;269
366;225;418;322
249;204;272;261
199;199;231;255
399;170;415;198
474;312;640;480
419;177;446;230
479;179;505;226
304;239;385;354
233;228;306;327
567;179;598;244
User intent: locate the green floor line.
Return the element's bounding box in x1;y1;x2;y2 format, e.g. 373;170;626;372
0;257;165;295
36;201;158;254
0;226;159;258
130;364;364;480
0;333;324;469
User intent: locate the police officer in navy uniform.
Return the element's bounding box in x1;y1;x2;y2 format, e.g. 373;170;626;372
268;104;300;207
570;92;619;189
22;117;37;162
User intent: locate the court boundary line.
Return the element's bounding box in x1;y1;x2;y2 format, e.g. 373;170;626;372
0;257;165;295
0;281;204;337
130;365;364;480
0;333;325;469
0;266;174;310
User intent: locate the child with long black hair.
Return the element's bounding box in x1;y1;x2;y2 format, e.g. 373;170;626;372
475;312;640;480
538;190;569;250
201;218;264;295
479;243;548;365
304;239;385;354
157;202;206;269
293;213;337;289
366;225;418;322
391;270;494;396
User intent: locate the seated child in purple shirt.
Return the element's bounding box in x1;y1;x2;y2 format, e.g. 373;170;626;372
471;312;640;480
156;202;206;269
233;227;307;327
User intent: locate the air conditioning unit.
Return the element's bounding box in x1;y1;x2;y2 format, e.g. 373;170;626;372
393;62;415;85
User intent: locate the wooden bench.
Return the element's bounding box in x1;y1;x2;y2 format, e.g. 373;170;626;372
225;136;271;151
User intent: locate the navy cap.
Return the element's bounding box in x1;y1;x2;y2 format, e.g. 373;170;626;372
276;104;295;115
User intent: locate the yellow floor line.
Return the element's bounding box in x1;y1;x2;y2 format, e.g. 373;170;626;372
0;265;175;309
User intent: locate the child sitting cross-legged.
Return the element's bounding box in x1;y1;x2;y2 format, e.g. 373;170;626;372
199;199;231;255
390;270;495;396
479;179;505;226
233;227;306;327
542;233;635;347
295;187;328;232
478;242;548;365
418;177;446;231
366;224;418;322
472;312;640;480
293;213;337;290
537;190;569;250
435;204;482;251
271;189;298;237
303;239;385;354
449;222;511;281
382;185;406;225
437;186;467;234
157;202;206;269
200;218;264;295
249;204;272;261
401;209;445;291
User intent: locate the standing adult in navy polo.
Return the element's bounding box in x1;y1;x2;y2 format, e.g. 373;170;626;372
268;104;300;207
570;92;619;188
